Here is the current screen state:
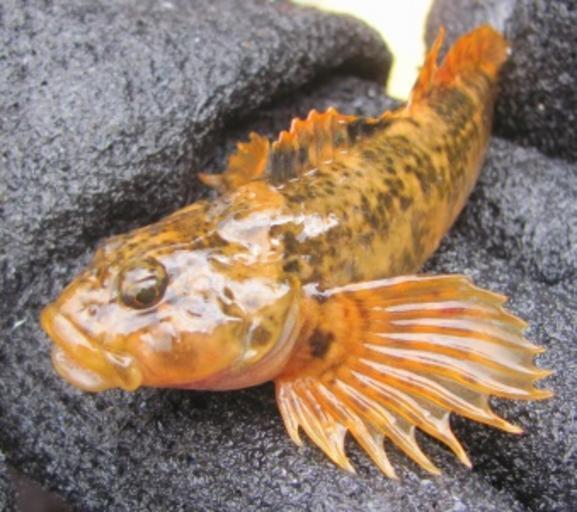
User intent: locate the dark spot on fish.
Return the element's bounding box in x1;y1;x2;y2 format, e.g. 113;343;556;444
309;328;334;358
360;232;375;245
401;249;416;272
362;149;378;163
289;193;305;204
400;196;413;211
376;191;393;212
283;259;301;273
284;232;299;254
270;146;300;184
346;118;389;142
309;252;322;266
410;214;428;258
333;131;346;147
251;325;271;346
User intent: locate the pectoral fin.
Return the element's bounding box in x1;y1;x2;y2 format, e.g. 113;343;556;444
275;275;552;477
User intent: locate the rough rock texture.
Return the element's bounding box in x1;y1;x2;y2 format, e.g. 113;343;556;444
2;1;576;512
426;0;577;163
0;0;391;319
0;454;13;511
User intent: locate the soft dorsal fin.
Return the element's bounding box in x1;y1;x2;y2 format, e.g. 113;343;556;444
409;25;509;107
201;107;390;192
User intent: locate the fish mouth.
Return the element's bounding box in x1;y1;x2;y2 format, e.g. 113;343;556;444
41;305;143;392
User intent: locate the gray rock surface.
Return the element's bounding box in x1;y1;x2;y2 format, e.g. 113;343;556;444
0;453;13;511
0;0;390;319
1;1;576;511
426;0;577;163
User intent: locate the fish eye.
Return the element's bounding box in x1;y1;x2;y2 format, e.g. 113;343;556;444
118;257;168;310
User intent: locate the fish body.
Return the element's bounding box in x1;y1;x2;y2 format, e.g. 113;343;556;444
41;26;551;477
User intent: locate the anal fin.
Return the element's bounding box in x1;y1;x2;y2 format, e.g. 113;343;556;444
275;275;552;476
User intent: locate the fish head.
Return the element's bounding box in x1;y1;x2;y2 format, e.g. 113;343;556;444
41;203;302;392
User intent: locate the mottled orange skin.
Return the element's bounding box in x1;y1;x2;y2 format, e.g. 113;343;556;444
42;79;489;392
41;27;552;476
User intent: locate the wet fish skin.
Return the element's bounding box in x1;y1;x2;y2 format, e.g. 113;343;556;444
40;26;552;477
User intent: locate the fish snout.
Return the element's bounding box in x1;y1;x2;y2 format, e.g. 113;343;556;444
41;304;143;392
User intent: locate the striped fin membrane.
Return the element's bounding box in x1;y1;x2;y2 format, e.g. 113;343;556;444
199;107;391;192
275;275;552;478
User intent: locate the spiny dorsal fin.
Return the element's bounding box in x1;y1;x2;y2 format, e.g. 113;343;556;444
201;108;390;192
268;107;388;185
268;108;356;184
199;132;270;192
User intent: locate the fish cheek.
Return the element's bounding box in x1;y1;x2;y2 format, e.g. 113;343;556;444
128;317;245;387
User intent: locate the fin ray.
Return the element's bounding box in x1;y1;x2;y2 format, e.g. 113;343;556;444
267;108;382;185
410;25;509;107
335;378;441;474
275;274;551;476
314;380;397;478
291;379;353;472
349;369;472;466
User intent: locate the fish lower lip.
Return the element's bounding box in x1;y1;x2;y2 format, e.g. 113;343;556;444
41;305;142;392
51;346;114;392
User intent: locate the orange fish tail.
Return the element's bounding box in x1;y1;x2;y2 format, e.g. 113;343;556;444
410;25;509;106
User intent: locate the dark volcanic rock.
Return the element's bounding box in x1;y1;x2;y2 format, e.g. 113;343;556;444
425;0;516;42
2;1;576;511
426;0;577;163
457;139;577;286
0;454;13;511
0;0;391;319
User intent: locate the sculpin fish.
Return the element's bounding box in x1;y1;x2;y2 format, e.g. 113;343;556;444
41;26;552;477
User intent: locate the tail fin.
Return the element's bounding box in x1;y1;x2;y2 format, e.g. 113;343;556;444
410;25;509;106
